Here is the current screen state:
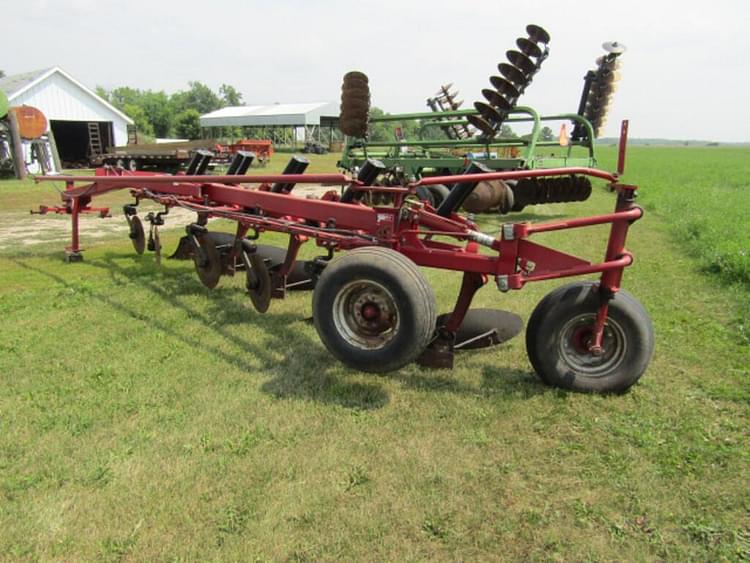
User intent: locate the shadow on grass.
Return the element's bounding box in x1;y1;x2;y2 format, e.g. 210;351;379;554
391;356;547;399
12;252;550;409
11;253;390;411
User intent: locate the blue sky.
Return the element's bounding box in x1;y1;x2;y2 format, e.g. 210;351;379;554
2;0;748;141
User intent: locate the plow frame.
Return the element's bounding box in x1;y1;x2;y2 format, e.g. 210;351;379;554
37;162;642;366
38;167;638;289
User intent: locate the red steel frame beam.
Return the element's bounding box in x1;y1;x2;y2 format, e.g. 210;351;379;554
36;168;641;295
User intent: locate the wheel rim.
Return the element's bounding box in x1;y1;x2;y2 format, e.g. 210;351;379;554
558;314;627;377
332;280;400;350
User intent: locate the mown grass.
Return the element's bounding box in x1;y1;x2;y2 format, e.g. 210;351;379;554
600;146;750;286
0;150;748;560
598;146;750;344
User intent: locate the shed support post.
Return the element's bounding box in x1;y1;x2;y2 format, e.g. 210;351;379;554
7;110;27;180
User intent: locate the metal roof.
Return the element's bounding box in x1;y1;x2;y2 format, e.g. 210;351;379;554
0;68;50;98
0;67;133;124
200;102;338;127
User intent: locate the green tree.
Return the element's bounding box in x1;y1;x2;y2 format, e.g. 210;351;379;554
0;70;5;78
174;109;202;139
499;124;517;138
366;107;390;142
540;126;554;141
108;86;142;110
172;81;221;115
96;81;240;139
219;84;243;107
140;91;173;137
365;107;425;142
123;103;154;137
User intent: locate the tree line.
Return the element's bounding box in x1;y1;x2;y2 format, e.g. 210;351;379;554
95;81;243;140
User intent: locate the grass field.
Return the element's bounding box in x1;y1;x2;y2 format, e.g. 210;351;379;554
0;148;748;561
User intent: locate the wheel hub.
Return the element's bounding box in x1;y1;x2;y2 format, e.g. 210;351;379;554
559;314;627;377
333;281;400;350
360;302;380;321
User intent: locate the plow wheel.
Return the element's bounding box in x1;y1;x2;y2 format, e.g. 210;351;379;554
129;216;145;255
192;235;222;289
243;246;272;313
526;281;654;394
426;184;450;208
313;247;436;373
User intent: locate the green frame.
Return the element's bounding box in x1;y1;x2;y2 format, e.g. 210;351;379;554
338;106;598;178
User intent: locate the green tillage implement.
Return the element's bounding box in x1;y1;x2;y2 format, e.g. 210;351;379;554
338;106;598;178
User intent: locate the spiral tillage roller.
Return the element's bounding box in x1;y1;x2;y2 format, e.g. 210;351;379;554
339;71;371;138
468;24;551;138
572;41;626;140
427;84;472;140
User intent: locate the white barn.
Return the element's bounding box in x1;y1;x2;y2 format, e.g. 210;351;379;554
0;67;133;163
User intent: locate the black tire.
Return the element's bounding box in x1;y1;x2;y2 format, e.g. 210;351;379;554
313;247;436;373
415;185;436;207
129;216;145;255
526;281;654;393
426;184;450;208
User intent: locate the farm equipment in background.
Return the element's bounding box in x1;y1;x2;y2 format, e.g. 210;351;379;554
426;84;472;140
0;104;59;179
338;25;626;215
94;138;274;172
94;141;198;172
571;41;626;141
214;139;274;164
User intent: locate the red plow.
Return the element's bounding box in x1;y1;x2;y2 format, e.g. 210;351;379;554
35;128;654;393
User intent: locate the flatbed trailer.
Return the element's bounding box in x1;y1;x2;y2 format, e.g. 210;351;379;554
92;140;216;172
95;139;274;171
